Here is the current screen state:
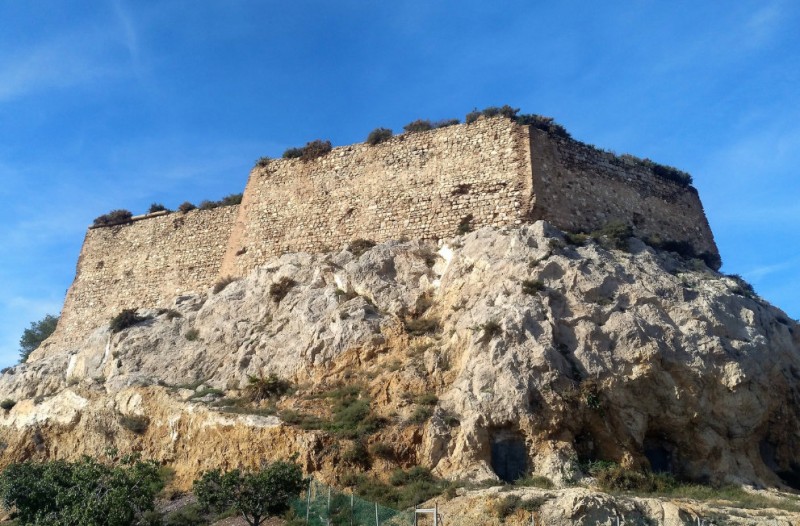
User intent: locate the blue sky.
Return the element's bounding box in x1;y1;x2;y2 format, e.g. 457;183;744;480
1;1;798;367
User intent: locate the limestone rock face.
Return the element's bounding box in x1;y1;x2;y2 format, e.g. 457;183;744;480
2;222;799;498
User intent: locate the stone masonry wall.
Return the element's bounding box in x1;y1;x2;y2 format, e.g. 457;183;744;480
528;129;719;261
42;116;720;355
50;206;238;349
220;117;533;277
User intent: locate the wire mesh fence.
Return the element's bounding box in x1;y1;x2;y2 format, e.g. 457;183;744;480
292;479;416;526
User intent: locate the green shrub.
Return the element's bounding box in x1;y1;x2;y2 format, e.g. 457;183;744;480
119;414;150;434
92;209;133;227
0;399;15;411
302;140;333;160
213;276;236;294
727;274;756;298
343;467;449;510
433;118;460;128
109;309;149;333
403;119;433;133
592;221;633;251
515;475;554;489
474;320;502;343
185;329;200;341
516;114;571;139
147;203;169;213
162;309;182;321
199;200;218;211
564;232;589;246
18;313;59;362
177;201;196;213
521;279;545;295
245;374;290;402
282;147;303;159
466;105;519;124
218;193;243;206
365;127;393;145
348;239;376;257
408;406;433;424
163;502;205;526
369;442;395;459
342;440;371;468
270;277;297;303
255;156;271;167
414;393;438;406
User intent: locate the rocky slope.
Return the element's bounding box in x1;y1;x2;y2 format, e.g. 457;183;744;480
1;222;800;523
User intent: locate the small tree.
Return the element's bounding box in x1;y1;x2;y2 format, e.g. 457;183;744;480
194;461;305;526
19;314;59;362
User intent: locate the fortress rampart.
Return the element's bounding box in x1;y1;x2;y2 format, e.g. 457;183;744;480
46;116;718;352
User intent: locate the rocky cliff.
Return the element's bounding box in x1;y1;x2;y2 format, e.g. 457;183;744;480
1;222;799;524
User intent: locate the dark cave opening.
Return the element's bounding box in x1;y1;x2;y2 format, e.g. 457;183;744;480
490;430;527;483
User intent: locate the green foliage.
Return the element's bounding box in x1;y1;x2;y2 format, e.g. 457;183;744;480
212;276;236;294
727;274;757;298
403;119;433;133
193;461;306;526
92;209;133;227
197;194;243;211
515;475;554;489
245;374;290;402
433;118;460;128
341;440;371;469
1;399;15;411
0;455;163;526
118;413;150;434
282;147;303;159
109;309;150;334
414;393;438;406
18;314;58;362
254;156;271;168
178;201;196;213
342;466;450;510
521;279;545;295
325;387;382;438
465;105;519;124
408;406;433;424
492;494;547;518
619;153;693;186
283;139;333;162
270;277;297;303
348;238;376;257
365;127;393;145
564;232;589;246
516;114;571;139
147;203;169;213
162;502;205;526
369;442;395;459
473;320;502;343
185;329;200;341
592;221;633;251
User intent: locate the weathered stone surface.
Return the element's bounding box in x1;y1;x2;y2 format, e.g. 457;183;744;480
3;224;797;507
40;116;718;360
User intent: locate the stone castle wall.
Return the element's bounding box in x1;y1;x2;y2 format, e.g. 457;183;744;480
51;206;238;347
528;130;717;260
43;116;719;353
220;117;532;277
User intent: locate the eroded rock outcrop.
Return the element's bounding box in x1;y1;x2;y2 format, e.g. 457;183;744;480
2;222;799;509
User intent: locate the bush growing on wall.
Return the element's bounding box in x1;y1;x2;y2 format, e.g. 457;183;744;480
516;114;572;139
403;119;433;133
92;209;133;227
283;140;333;161
466;105;519;124
365;127;393;145
147;203;169;213
177;201;196;213
254;156;271;167
109;309;150;333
